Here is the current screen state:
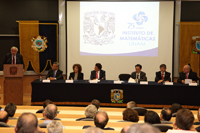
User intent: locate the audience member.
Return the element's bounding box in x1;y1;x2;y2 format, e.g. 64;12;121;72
36;99;53;113
167;109;197;133
84;126;104;133
130;64;147;81
160;107;172;123
127;101;137;108
76;104;97;121
127;123;160;133
83;110;114;130
171;103;182;116
0;111;9;124
47;120;63;133
91;99;100;110
90;63;106;80
121;125;130;133
144;111;161;124
122;108;139;122
5;103;17;119
15;113;40;133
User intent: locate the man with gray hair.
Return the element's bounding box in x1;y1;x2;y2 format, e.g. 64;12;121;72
127;123;160;133
46;62;63;80
84;127;104;133
47;120;63;133
76;104;97;121
3;46;24;67
38;104;63;128
127;101;137;108
177;64;198;84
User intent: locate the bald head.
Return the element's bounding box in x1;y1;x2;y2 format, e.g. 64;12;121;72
94;111;109;129
44;104;57;120
0;111;9;123
183;65;190;73
16;113;38;132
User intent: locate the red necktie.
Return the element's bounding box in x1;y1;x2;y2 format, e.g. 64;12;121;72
162;73;164;79
186;73;188;79
96;72;98;79
12;56;15;64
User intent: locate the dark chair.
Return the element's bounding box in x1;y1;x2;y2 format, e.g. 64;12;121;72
76;117;94;121
161;120;173;124
119;74;131;81
132;107;147;116
172;112;177;117
36;109;44;113
0;122;14;127
153;124;173;132
194;122;200;125
38;123;48;128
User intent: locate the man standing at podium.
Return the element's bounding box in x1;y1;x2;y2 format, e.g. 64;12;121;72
3;46;24;66
46;62;63;80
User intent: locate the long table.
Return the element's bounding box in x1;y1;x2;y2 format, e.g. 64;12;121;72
31;79;200;106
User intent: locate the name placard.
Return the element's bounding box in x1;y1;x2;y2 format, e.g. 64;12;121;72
140;81;148;85
189;83;198;86
42;80;50;83
89;80;99;83
65;80;74;83
114;81;124;84
164;82;173;85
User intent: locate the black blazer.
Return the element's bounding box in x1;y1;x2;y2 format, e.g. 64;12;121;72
177;71;198;83
90;70;106;80
130;71;147;81
155;71;171;82
69;72;84;80
3;53;24;68
46;69;63;80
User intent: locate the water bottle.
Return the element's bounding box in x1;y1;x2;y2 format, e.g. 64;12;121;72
40;76;43;82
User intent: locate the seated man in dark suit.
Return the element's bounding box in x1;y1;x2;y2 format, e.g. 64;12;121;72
3;46;24;68
131;64;147;81
177;65;198;84
83;110;114;130
155;64;171;83
90;63;106;80
46;62;63;80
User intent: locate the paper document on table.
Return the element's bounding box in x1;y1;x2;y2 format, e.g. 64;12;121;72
128;77;136;83
185;79;192;84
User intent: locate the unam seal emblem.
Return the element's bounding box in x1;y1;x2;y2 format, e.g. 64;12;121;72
31;35;48;52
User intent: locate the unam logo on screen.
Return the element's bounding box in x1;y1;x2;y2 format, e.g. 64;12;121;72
133;12;148;25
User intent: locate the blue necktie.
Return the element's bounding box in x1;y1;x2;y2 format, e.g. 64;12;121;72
53;71;56;78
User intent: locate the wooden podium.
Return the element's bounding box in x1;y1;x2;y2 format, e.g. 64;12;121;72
3;64;23;105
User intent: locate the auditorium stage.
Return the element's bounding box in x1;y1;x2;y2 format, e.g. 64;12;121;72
31;79;200;108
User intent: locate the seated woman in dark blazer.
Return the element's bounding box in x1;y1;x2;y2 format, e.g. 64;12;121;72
69;64;84;80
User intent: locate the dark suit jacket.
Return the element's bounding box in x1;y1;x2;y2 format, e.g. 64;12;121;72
177;71;198;83
155;71;171;82
69;72;84;80
90;70;106;80
3;53;24;68
131;71;147;81
46;69;63;80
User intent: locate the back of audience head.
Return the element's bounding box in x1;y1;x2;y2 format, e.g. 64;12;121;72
171;103;182;114
197;108;200;121
91;99;100;110
160;107;172;121
175;109;194;130
126;123;160;133
144;111;161;124
127;101;137;108
123;108;139;122
94;110;109;129
43;104;57;120
0;110;9;123
43;99;53;109
5;103;17;117
47;120;63;133
84;126;104;133
85;104;98;118
15;113;38;133
121;125;130;133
